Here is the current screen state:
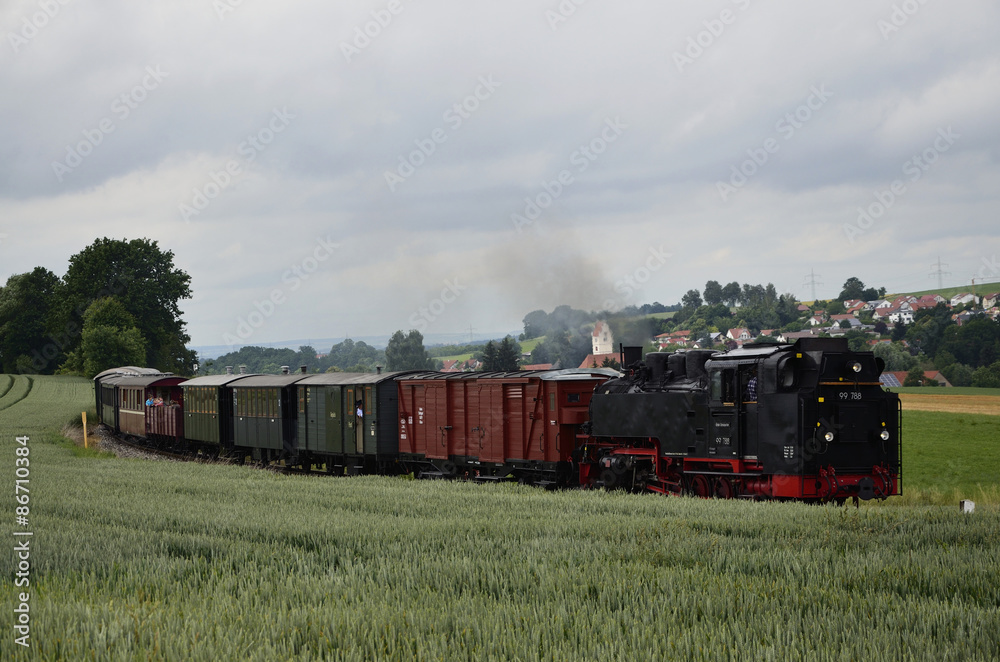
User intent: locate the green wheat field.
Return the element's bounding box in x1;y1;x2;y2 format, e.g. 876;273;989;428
2;375;999;660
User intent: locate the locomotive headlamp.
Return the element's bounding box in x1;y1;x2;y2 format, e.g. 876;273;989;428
823;431;835;442
849;361;862;373
880;430;890;441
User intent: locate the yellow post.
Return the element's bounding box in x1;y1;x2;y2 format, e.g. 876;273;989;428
82;411;88;449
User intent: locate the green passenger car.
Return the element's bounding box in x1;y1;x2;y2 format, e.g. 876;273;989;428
296;372;409;471
181;373;257;449
231;373;310;460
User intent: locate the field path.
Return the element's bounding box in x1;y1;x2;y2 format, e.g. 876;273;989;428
0;374;33;411
0;374;94;439
899;393;1000;416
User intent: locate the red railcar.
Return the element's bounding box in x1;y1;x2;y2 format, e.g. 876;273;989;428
396;370;613;483
116;375;186;443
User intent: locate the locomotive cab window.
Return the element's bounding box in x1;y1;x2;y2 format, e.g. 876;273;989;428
711;369;736;404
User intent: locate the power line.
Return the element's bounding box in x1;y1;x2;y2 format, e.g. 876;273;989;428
929;256;951;290
802;268;823;302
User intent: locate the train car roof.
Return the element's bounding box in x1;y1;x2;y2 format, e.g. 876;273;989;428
93;366;167;381
228;373;311;387
116;375;188;388
180;373;262;387
396;368;619;382
713;344;791;359
296;371;414;386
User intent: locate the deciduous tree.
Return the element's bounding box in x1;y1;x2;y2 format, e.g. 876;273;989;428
59;238;195;373
385;329;434;371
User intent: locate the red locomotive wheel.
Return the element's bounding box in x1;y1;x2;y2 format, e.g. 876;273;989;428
690;474;710;498
714;477;735;499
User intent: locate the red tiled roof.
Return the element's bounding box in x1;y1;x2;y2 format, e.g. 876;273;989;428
578;353;619;369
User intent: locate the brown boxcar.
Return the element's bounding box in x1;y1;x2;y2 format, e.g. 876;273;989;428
397;370;613;482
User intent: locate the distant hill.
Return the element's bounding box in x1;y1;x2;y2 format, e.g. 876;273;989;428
193;332;519;360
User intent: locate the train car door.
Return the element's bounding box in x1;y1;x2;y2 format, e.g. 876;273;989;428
345;386;363;454
327;385;343;454
708;368;738;458
423;383;448;460
740;365;759;460
478;382;505;464
363;385;376;455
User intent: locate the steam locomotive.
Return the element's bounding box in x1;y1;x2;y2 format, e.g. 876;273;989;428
582;337;900;501
95;337;900;502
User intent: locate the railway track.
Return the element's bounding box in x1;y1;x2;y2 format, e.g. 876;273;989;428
101;426;319;475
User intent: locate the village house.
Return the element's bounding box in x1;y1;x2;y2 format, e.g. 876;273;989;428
950;293;978;307
726;328;754;346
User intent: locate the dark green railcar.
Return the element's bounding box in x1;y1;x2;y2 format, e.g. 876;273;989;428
181;372;258;450
296;372;409;472
231;373;310;462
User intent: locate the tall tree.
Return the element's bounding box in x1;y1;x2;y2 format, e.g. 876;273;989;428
681;289;703;309
479;340;499;371
385;329;434;371
721;281;741;306
838;277;869;302
58;238;195;373
703;280;723;306
0;267;62;373
496;335;522;372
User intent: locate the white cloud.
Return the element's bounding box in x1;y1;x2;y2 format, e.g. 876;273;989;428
1;0;998;349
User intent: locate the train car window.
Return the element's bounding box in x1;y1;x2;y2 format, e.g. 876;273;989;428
567;393;580;403
550;393;556;411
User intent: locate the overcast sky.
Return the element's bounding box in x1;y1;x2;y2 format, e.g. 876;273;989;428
2;0;998;352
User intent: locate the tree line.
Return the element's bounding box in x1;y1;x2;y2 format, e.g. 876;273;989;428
0;238;195;377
